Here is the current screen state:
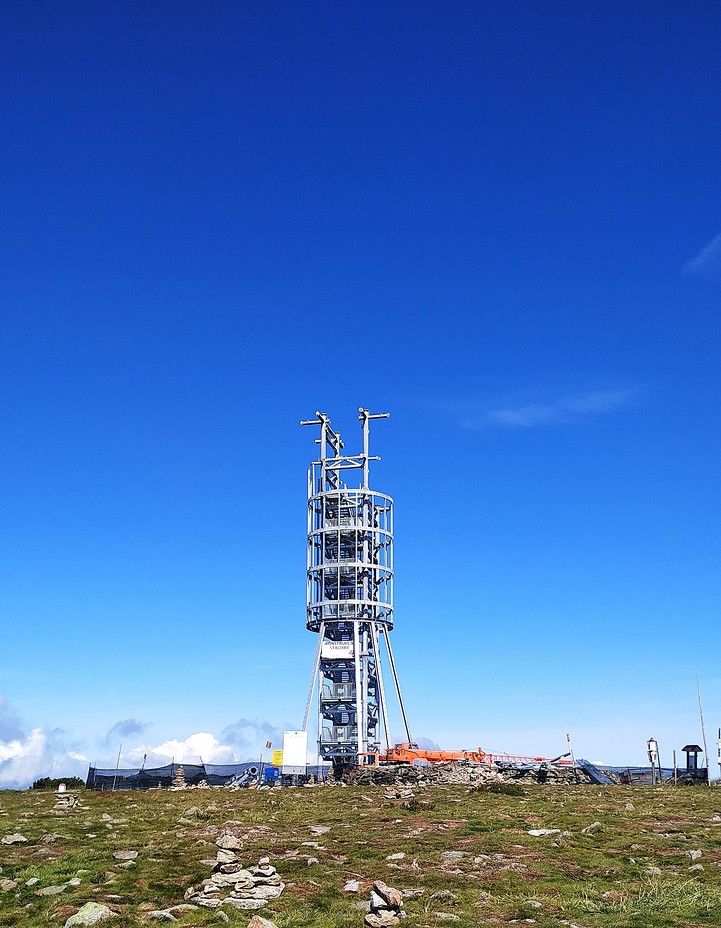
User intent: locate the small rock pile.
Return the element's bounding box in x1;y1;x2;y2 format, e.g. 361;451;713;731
365;880;405;927
184;832;285;911
170;767;187;790
54;789;79;811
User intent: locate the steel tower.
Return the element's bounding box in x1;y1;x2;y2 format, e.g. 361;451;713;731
300;409;411;767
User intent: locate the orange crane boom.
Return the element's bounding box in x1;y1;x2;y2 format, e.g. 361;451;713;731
361;742;571;767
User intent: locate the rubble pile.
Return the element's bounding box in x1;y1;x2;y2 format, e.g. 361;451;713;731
349;762;592;787
184;832;285;912
364;880;405;927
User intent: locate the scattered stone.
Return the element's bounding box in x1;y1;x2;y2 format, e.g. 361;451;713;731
307;857;319;866
148;904;199;920
64;902;117;927
308;825;330;835
434;915;460;922
0;879;18;891
581;821;602;835
386;852;405;861
430;890;458;904
216;834;242;850
246;917;279;928
687;849;703;860
625;802;635;811
382;788;414;801
1;833;27;845
644;867;662;876
112;850;138;861
527;829;561;837
689;864;704;872
440;851;467;864
526;900;542;909
344;880;361;892
67;878;82;886
36;885;68;896
25;878;39;886
222;898;267;909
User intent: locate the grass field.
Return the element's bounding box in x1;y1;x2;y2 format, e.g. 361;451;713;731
2;781;721;927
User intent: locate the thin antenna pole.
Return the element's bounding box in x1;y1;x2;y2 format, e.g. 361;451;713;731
384;628;412;742
303;622;324;731
696;672;710;778
566;733;579;782
111;744;122;792
371;623;391;750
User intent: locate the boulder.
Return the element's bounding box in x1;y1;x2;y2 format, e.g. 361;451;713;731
216;834;242;850
373;880;403;909
64;903;117;927
112;850;138;861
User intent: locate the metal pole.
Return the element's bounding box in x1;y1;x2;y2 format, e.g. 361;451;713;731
696;672;710;780
673;749;677;785
353;620;364;758
384;628;412;742
303;622;324;731
111;744;122;792
371;623;391;750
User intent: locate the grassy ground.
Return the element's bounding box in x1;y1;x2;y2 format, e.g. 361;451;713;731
1;782;721;927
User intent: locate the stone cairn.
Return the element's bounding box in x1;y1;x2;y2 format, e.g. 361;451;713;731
365;880;405;927
184;832;285;911
53;786;79;811
170;766;187;790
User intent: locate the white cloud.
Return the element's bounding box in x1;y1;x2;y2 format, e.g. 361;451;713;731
121;732;239;768
0;715;89;790
466;387;636;429
683;233;721;277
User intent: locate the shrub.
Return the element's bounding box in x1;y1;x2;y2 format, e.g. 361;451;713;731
31;776;85;790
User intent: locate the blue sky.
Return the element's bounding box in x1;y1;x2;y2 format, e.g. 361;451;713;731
1;1;720;786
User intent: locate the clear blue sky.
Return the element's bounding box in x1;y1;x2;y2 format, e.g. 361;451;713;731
1;1;720;785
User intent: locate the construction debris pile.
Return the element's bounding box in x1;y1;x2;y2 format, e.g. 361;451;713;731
184;833;285;911
347;762;596;787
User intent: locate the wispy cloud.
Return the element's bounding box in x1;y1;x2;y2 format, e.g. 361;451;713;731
104;718;150;745
462;387;637;429
683;233;721;277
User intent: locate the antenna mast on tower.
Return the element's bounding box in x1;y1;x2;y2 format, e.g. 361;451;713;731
300;408;411;768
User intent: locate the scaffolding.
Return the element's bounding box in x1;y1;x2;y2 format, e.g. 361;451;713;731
300;409;410;767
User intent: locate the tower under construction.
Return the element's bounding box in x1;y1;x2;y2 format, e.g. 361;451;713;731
300;409;411;767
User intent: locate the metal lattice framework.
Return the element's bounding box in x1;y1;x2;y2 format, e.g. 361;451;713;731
300;408;411;766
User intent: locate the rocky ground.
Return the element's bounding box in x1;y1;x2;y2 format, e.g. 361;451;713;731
1;781;721;927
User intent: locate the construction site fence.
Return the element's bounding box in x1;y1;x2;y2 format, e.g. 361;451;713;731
86;763;329;791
